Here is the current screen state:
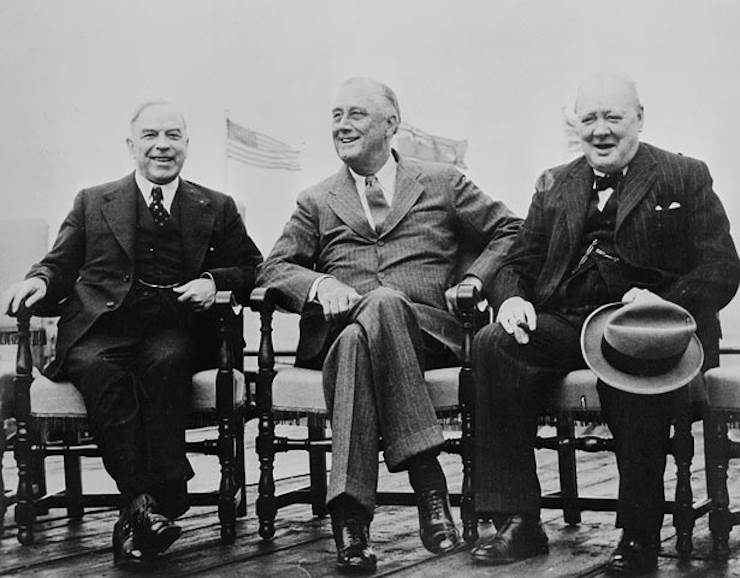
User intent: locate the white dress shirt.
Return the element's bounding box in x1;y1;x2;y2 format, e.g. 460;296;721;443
135;171;179;212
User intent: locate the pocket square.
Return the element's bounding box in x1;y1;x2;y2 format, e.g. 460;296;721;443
655;205;663;211
668;201;682;209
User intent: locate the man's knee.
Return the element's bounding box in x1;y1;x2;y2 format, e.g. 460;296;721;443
473;322;513;361
360;286;413;317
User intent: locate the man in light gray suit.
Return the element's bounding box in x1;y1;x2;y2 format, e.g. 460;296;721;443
257;77;520;572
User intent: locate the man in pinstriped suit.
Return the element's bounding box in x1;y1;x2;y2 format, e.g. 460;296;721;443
472;71;740;574
257;77;520;572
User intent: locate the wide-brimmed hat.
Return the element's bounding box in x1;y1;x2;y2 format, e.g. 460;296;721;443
580;299;703;395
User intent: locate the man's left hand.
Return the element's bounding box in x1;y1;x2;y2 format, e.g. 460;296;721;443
174;278;217;311
445;276;483;314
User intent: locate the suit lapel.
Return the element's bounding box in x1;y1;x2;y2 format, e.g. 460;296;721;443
177;180;215;278
379;160;424;238
101;173;138;262
616;144;657;231
327;167;377;239
562;159;593;252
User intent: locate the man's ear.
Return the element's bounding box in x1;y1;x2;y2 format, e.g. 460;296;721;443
386;114;400;137
125;137;134;156
637;105;645;132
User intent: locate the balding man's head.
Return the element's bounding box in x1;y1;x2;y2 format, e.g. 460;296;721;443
574;71;644;173
331;78;401;175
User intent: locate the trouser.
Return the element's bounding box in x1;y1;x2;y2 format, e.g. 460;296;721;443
64;286;195;517
473;311;681;538
322;287;456;513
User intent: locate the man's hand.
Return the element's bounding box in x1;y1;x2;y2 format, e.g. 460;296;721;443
621;287;663;305
315;277;361;321
174;278;217;311
0;277;47;315
445;275;483;314
496;296;537;345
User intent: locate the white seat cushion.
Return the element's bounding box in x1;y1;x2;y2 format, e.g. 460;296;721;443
271;365;460;414
27;369;245;418
705;367;740;409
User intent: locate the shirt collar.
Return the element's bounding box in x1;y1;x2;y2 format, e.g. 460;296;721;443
348;153;397;200
592;166;629;178
135;171;180;211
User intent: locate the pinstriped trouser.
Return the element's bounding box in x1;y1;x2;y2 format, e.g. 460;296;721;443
322;287;446;513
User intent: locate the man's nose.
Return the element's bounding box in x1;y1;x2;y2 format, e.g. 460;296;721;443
154;134;171;149
593;118;610;137
334;114;351;131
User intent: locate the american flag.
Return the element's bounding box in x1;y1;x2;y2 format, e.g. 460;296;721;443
226;118;301;171
394;123;467;168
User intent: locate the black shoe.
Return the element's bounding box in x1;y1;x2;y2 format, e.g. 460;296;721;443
417;488;460;554
112;510;145;568
606;533;659;575
130;493;182;557
471;514;548;565
331;513;377;573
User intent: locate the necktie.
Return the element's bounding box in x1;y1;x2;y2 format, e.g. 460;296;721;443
149;187;169;227
364;175;390;231
593;172;622;192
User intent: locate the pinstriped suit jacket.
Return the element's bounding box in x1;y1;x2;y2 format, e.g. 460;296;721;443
257;153;521;367
489;142;740;367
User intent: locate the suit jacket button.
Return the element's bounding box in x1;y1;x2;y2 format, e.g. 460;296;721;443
377;240;384;247
106;301;115;308
378;272;385;279
123;274;130;282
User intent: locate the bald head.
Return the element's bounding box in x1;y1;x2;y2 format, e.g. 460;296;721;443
574;71;644;173
331;77;401;175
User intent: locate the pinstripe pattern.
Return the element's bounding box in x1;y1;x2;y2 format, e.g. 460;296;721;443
258;153;521;510
489;142;740;365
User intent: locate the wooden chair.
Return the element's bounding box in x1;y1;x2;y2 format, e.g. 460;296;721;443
7;291;251;545
703;351;740;557
1;218;51;532
249;284;483;543
536;369;710;559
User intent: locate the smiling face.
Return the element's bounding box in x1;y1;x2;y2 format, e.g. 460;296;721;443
127;102;188;184
575;73;643;173
331;79;399;175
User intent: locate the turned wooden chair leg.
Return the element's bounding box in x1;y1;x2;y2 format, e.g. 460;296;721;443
256;410;277;540
235;418;247;518
707;409;731;558
672;396;695;560
556;416;582;525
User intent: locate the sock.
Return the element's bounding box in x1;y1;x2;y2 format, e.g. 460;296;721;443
407;450;447;494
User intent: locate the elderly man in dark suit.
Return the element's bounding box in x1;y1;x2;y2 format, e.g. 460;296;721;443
1;101;262;567
257;77;520;572
471;71;740;574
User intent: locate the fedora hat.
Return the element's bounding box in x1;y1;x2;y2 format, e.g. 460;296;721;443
580;299;703;395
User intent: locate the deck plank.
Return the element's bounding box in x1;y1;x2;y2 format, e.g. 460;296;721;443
3;422;740;577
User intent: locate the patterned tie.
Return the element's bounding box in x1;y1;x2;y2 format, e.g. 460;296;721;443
149;187;169;227
364;175;390;231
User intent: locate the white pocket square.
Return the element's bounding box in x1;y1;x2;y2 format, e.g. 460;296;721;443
655;205;663;211
668;201;681;209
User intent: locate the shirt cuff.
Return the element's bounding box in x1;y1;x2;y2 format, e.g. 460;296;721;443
308;275;333;303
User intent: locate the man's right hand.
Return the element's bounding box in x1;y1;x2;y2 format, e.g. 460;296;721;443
496;296;537;345
1;278;48;316
315;277;361;321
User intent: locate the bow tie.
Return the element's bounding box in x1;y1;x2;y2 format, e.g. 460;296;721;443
593;172;622;192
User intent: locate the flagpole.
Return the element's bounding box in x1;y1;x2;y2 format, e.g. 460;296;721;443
223;110;231;196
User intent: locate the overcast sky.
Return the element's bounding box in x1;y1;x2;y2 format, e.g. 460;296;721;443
2;0;740;333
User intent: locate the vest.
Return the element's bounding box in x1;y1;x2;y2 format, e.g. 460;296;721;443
134;192;186;286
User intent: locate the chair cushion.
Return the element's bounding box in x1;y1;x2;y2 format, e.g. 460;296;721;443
27;369;246;418
705;366;740;409
543;369;707;414
271;365;460;414
191;369;245;412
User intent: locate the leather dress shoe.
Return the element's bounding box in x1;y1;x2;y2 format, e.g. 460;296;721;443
112;510;145;568
606;533;659;575
416;488;460;553
331;514;377;573
471;514;548;565
132;494;182;556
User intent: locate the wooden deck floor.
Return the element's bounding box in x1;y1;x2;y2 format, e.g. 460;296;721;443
2;423;740;577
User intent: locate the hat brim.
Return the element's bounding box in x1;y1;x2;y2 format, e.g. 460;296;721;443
580;302;704;395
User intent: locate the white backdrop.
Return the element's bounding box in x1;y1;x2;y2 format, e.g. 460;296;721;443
2;0;739;341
